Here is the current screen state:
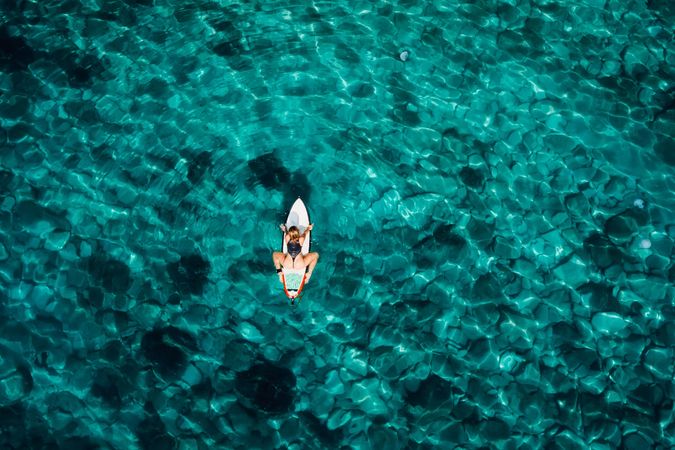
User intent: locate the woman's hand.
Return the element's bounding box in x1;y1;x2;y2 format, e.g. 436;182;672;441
279;224;287;232
306;224;314;231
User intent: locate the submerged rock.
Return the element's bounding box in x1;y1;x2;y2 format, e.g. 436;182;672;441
90;367;127;409
167;253;211;295
604;213;638;240
622;431;653;450
591;312;628;334
140;326;196;378
87;255;132;294
136;401;176;450
405;374;454;410
643;347;673;380
235;361;296;414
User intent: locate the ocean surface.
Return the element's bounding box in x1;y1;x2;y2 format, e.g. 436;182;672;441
1;0;674;448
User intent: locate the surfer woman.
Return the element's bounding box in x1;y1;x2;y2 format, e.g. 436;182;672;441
272;224;319;283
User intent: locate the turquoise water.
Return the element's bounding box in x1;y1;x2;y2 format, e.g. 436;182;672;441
1;0;674;448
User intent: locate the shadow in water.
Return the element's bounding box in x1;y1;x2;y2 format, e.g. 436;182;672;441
247;150;313;206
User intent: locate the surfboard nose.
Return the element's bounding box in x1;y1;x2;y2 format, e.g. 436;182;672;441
287;211;300;224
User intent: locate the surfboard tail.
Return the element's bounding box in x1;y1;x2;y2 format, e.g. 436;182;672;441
282;272;307;300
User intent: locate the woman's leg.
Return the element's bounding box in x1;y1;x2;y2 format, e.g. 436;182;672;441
272;252;285;283
303;252;320;282
272;252;285;267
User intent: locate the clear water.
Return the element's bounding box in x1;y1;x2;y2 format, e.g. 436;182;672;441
1;0;674;448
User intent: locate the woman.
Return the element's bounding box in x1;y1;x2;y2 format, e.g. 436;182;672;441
272;224;319;284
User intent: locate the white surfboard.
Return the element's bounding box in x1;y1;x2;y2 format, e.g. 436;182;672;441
282;198;310;255
281;198;310;300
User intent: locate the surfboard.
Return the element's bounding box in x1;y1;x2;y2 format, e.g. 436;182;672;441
281;198;310;301
282;198;310;255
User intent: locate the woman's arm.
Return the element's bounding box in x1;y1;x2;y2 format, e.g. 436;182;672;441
280;224;289;244
301;224;313;237
298;224;313;245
